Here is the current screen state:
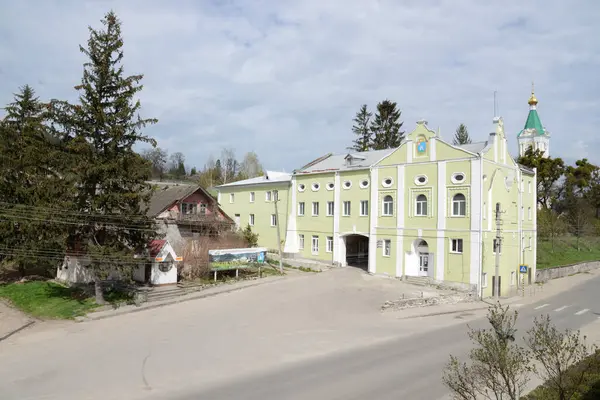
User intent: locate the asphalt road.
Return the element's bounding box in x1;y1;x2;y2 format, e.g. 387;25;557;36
1;270;599;400
156;275;600;400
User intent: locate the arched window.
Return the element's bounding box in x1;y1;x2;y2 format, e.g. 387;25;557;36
416;194;427;216
452;193;466;216
382;195;394;216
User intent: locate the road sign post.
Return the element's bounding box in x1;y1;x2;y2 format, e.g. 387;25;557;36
519;265;528;297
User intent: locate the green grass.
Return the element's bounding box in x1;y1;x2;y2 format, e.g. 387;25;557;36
537;236;600;269
0;281;98;319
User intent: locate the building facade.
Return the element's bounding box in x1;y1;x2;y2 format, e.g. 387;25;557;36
518;85;550;157
217;118;537;298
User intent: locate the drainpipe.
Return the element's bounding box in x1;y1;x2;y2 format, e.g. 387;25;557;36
478;155;484;299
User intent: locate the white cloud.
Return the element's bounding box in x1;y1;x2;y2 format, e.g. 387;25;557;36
1;0;599;171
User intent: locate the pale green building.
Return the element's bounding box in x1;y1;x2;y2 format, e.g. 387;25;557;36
216;118;537;298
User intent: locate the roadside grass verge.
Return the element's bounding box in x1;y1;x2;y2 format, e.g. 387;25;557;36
0;281;98;319
537;236;600;269
524;349;600;399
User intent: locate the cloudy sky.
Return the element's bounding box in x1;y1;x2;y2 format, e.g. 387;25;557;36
1;0;598;171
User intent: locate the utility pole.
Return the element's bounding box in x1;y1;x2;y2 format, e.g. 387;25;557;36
273;190;283;274
494;203;502;299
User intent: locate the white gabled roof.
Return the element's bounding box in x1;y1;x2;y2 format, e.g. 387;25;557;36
215;170;292;188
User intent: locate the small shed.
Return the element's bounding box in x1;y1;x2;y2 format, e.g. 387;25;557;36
133;240;182;286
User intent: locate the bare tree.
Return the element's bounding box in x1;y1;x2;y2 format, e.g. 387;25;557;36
239;151;263;179
526;315;597;400
538;209;567;252
169;151;186;178
220;147;237;184
443;303;532;399
142;147;168;180
567;198;593;251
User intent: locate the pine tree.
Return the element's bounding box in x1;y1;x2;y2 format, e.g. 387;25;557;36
57;12;158;303
370;100;404;150
348;104;372;152
453;123;472;145
0;85;73;276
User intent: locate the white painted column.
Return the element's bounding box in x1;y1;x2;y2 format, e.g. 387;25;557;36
436;161;446;281
283;177;298;253
406;140;413;163
470;158;482;285
396;165;405;277
333;172;341;265
532;167;538;282
217;191;221;204
368;168;379;274
430;138;437;162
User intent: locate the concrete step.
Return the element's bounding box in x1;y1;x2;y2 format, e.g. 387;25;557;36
405;276;430;286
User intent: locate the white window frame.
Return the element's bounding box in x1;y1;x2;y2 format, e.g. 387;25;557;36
343;201;351;216
326;236;333;253
298;202;305;216
298;234;305;250
311;183;320;192
451;193;467;217
181;202;198;215
273;190;279;201
528;181;532;194
327;201;334;216
451;238;463;254
343;180;352;190
249;192;255;202
528;207;532;220
326;182;334;191
382;177;394;188
270;214;277;226
265;191;272;202
511;271;516;286
229;193;235;203
482;272;488;288
312;202;319;216
360;200;369;216
359;179;370;189
483;202;487;219
493;238;502;254
249;214;255;226
521;206;524;221
298;184;306;192
311;235;319;255
450;172;465;184
415;175;428;186
383;239;391;257
415;194;428;216
382;195;394;216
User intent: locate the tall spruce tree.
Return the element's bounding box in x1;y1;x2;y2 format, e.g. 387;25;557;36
0;85;73;276
370;100;404;150
349;104;372;152
453;123;472;145
58;12;158;303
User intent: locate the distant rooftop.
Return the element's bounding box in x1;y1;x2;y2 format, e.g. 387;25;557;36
296;149;395;174
215;170;292;188
455;141;488;154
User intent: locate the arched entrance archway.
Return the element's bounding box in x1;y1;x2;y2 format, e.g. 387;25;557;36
340;234;369;271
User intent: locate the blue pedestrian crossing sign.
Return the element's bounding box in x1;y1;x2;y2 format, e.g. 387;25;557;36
519;265;528;274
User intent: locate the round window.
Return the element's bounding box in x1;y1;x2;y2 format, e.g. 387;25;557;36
343;181;352;189
159;261;173;273
312;183;320;191
415;175;428;185
298;184;306;192
326;182;334;190
382;177;393;187
454;174;464;181
360;179;369;188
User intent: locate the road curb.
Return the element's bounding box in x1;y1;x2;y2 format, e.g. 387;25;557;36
395;304;490;319
77;276;287;322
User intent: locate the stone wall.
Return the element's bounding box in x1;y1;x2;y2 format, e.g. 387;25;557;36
381;291;477;312
535;261;600;283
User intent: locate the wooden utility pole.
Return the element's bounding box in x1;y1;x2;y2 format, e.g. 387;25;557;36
494;203;502;300
273;190;283;274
